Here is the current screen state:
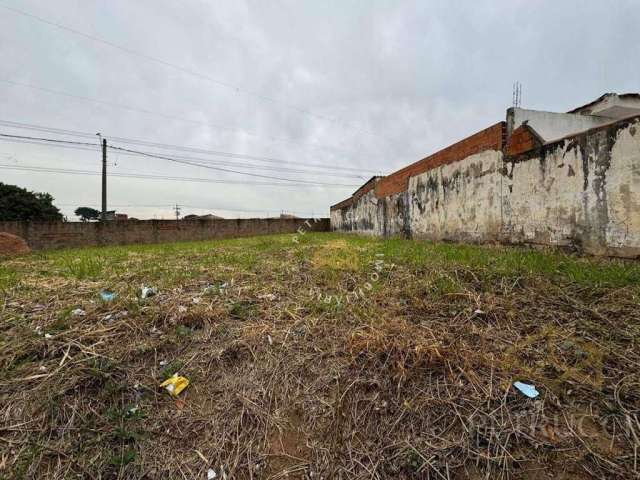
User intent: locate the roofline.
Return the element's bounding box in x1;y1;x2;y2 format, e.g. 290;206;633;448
567;92;640;114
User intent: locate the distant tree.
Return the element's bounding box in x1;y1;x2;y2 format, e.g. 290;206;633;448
0;182;63;221
74;207;101;222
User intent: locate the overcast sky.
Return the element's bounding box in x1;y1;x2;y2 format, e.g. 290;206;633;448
1;0;638;220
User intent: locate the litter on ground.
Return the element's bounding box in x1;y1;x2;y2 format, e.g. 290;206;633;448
140;286;157;299
159;374;190;397
99;290;117;302
513;381;540;398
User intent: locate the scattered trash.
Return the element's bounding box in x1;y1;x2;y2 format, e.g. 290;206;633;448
150;326;162;335
159;374;189;397
513;381;539;398
267;334;273;345
192;297;202;304
39;365;47;371
103;310;128;322
140;286;157;299
100;290;117;302
474;309;485;315
44;333;53;339
71;308;86;317
258;293;277;301
159;360;168;366
127;406;140;416
207;468;217;479
178;305;188;313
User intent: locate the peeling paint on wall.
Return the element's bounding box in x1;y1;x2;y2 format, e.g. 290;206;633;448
331;117;640;258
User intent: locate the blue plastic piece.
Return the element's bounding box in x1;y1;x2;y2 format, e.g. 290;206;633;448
513;381;539;398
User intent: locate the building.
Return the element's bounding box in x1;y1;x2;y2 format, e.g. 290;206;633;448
330;93;640;257
182;214;224;220
102;211;128;221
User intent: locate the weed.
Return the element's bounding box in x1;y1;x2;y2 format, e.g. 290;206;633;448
159;360;184;381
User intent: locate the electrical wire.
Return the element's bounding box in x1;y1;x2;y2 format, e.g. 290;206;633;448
0;78;366;158
0;163;358;188
0;2;395;143
0;132;365;185
0;119;380;173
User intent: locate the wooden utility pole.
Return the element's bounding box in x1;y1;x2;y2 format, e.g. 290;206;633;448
101;138;107;221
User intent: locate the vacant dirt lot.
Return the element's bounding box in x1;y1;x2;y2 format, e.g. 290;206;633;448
1;233;640;479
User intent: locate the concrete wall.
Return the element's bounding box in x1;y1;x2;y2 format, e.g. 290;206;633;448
0;217;330;251
506;107;611;142
501;117;640;256
331;115;640;257
409;149;503;242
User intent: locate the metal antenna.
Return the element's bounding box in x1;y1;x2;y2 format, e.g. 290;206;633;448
512;81;523;108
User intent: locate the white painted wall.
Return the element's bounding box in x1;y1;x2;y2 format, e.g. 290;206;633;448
507;108;611;142
408;150;503;242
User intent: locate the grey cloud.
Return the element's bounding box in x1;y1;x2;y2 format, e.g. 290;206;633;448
0;0;638;219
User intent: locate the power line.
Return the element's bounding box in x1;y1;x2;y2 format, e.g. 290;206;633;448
0;2;392;143
0;119;379;173
0;163;359;188
0;134;367;178
0;132;363;185
0;78;363;158
106;145;357;186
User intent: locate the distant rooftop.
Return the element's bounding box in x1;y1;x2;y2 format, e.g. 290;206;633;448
567;92;640;119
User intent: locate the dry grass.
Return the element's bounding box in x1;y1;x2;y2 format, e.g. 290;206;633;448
1;232;640;479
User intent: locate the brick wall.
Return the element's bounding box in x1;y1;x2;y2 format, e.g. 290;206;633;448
374;122;506;198
0;218;329;251
505;124;543;156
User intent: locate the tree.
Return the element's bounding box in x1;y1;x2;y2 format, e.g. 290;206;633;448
74;207;101;222
0;182;63;221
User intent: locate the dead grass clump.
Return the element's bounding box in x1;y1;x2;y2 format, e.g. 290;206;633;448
349;321;447;379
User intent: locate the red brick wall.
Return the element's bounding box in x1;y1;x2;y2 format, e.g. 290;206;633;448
0;218;330;251
375;122;506;198
505;125;543;156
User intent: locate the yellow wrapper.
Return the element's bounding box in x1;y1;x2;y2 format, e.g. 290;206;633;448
159;374;189;397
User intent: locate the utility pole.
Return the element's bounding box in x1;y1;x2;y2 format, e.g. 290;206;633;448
174;204;181;222
99;136;107;221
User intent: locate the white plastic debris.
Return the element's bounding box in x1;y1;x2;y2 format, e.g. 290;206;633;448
71;308;86;316
258;293;277;301
207;468;217;479
159;360;168;366
140;286;157;299
474;309;485;315
513;381;540;398
44;333;53;339
39;365;47;371
192;297;202;304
